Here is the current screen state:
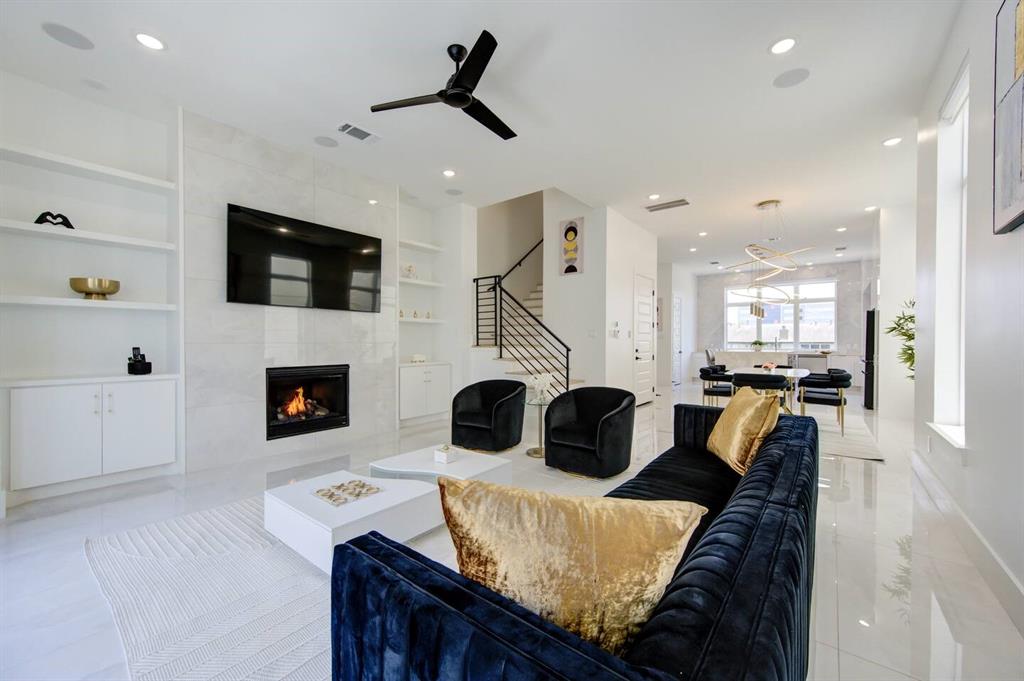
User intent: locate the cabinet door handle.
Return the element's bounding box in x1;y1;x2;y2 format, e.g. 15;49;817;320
106;392;114;414
94;393;100;415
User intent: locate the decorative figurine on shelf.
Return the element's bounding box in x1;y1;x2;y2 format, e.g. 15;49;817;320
128;346;152;375
413;310;419;319
34;211;75;229
425;311;432;319
402;263;417;280
399;308;405;318
411;354;427;363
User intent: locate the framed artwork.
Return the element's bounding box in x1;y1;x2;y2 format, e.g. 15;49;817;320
994;0;1024;233
559;217;583;275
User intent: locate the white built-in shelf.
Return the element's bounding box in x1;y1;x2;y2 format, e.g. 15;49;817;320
399;317;443;324
0;143;177;193
398;238;444;254
0;295;177;311
0;218;176;252
398;277;444;288
399;361;451;368
0;373;180;388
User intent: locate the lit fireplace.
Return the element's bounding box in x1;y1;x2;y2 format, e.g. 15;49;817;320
266;365;349;440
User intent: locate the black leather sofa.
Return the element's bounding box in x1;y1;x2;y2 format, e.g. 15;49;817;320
544;386;636;478
331;404;819;681
450;379;526;451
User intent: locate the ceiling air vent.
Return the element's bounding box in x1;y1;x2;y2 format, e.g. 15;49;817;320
645;198;690;212
834;246;847;252
337;123;380;144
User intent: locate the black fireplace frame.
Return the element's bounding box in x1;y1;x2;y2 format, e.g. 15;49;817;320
266;364;350;440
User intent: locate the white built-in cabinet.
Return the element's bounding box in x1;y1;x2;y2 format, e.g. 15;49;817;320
399;363;451;420
10;378;176;490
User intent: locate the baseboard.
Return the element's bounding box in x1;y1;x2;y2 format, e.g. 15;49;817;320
912;450;1024;636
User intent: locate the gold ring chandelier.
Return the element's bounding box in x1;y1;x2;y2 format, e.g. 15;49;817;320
725;199;812;305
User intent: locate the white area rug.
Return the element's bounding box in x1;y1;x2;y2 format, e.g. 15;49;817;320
85;497;330;681
813;411;885;462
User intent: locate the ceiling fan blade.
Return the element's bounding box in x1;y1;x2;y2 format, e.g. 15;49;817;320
452;30;497;91
463;98;516;140
370;93;442;112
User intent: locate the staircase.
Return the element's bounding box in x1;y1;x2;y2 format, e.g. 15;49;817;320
491;284;581;385
474;243;575;399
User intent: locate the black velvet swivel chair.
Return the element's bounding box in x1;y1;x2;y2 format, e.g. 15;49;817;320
699;365;732;406
544;387;636;478
451;380;526;451
798;370;853;435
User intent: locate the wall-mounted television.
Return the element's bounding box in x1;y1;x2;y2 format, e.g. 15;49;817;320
227;204;381;313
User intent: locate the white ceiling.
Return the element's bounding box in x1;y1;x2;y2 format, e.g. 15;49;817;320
0;1;959;273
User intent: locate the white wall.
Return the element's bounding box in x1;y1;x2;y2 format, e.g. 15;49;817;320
182;112;399;471
604;207;658;394
877;204;916;420
477;191;543;300
914;0;1024;626
542;188;603;384
434;203;478;393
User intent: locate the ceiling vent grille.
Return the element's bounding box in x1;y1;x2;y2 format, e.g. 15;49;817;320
645;198;690;212
337;123;380;144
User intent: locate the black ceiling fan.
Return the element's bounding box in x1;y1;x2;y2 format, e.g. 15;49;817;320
370;30;516;140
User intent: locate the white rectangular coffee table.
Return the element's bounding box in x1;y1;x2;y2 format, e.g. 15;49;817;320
264;470;442;573
369;444;511;484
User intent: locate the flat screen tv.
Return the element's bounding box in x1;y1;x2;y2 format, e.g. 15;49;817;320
227;204;382;312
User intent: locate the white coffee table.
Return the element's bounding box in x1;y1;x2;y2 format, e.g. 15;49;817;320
369;444;511;483
264;470;442;573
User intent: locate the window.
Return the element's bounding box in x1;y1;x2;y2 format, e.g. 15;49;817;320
724;281;837;350
930;67;968;445
269;255;312;307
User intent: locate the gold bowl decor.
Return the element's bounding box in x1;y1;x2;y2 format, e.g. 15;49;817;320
69;277;120;300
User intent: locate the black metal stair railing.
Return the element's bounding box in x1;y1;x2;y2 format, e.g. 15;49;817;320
473;239;571;399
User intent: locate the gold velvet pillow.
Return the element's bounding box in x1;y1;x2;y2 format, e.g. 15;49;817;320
707;386;779;474
438;477;707;654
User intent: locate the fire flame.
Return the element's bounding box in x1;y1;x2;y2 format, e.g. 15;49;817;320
284;387;306;417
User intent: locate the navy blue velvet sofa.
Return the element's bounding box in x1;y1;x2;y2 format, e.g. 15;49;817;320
331;404;819;681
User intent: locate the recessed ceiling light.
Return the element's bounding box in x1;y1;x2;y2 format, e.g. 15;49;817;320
805;262;813;266
689;247;697;252
835;252;844;257
865;205;878;212
442;169;456;178
648;193;660;201
698;231;708;237
858;619;871;628
368;199;378;205
135;33;165;50
277;227;289;233
836;226;847;232
733;269;742;274
882;137;902;147
770;38;796;55
717;265;724;270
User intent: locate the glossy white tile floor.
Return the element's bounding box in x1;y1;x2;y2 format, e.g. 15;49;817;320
1;385;1021;680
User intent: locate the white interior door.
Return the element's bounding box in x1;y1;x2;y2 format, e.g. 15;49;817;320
672;296;683;385
634;274;655;404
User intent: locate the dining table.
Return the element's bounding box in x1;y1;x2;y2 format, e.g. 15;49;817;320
725;366;811;414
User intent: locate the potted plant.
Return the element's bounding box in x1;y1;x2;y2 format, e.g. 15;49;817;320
884;300;915;380
750;340;766;352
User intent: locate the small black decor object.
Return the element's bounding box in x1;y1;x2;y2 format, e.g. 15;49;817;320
34;211;75;229
128;346;152;375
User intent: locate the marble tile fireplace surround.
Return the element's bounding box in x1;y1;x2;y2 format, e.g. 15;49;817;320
266;364;350;440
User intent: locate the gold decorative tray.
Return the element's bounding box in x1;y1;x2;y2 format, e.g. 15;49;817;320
313;479;382;507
